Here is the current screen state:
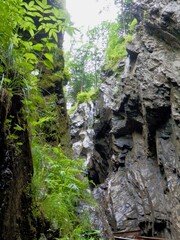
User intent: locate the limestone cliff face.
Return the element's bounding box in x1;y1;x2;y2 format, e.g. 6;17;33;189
70;1;180;239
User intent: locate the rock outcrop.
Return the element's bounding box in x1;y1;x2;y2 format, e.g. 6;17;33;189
0;92;35;240
70;1;180;239
0;1;69;239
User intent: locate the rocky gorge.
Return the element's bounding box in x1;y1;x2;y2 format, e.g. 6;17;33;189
70;0;180;239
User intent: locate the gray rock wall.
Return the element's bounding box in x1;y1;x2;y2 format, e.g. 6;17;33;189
70;1;180;239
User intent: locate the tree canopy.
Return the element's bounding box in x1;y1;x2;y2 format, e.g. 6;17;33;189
65;0;137;105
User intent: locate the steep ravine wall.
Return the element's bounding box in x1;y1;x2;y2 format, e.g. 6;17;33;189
70;1;180;239
0;1;69;239
0;93;35;240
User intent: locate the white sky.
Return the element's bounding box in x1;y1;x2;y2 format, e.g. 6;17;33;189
66;0;118;28
64;0;118;50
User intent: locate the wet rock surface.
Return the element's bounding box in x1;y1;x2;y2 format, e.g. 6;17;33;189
0;93;35;240
70;1;180;239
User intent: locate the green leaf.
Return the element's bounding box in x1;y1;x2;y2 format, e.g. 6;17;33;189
38;25;43;31
52;32;58;42
48;29;53;38
43;9;52;14
36;0;44;8
32;11;42;17
24;16;34;23
45;26;51;33
21;2;28;9
43;59;54;70
0;66;4;72
130;18;138;32
44;53;53;63
24;53;37;61
32;43;43;51
49;16;56;21
29;29;35;37
43;17;51;21
46;42;56;50
29;1;35;8
14;124;24;131
66;26;76;37
33;5;43;12
33;116;52;127
4;78;11;84
27;11;42;17
42;0;47;5
20;40;32;50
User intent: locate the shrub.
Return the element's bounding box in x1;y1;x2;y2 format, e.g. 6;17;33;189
77;92;91;103
76;89;99;104
129;18;138;32
125;34;134;43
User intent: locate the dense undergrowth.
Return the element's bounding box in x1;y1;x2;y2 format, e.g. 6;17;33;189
25;63;101;240
32;138;99;239
0;0;101;239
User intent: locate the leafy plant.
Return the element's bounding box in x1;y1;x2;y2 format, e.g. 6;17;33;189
105;21;127;69
129;18;138;32
67;103;78;115
104;15;137;70
77;92;91;103
0;1;100;239
31;138;97;239
125;34;134;43
76;89;99;104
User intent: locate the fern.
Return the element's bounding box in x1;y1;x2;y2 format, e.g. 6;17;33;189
32;139;96;238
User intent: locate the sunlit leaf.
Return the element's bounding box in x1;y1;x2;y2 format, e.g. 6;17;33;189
24;16;34;23
29;29;35;37
32;43;43;51
42;0;47;6
0;66;4;72
36;0;44;8
44;53;53;63
24;53;37;60
43;59;54;70
29;1;34;8
14;124;24;131
44;9;53;14
52;32;58;42
46;42;56;50
33;5;43;12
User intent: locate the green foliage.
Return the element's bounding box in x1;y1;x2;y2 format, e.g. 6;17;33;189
105;22;127;69
0;1;100;239
129;18;138;32
89;89;99;102
76;89;99;104
65;22;109;103
125;34;133;43
104;14;137;70
32;139;99;239
77;92;91;103
26;73;99;239
23;64;99;239
68;103;78;115
114;0;134;35
0;0;74;93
